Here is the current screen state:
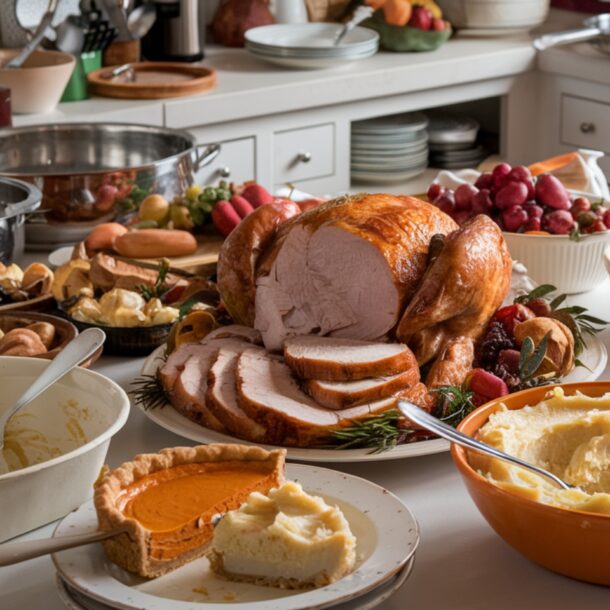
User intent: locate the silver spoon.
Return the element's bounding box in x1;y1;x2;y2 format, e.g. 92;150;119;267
398;400;574;490
5;0;59;69
334;5;374;46
0;328;106;474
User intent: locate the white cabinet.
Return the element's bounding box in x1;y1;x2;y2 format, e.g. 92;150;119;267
561;95;610;155
273;123;335;186
192;135;256;184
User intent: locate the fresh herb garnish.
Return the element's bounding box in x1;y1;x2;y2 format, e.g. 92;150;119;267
130;369;169;411
137;259;171;301
432;384;477;426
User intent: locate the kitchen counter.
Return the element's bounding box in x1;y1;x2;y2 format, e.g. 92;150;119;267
2;278;610;610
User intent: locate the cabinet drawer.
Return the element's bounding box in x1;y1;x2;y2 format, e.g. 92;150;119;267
274;123;334;184
561;95;610;154
194;137;256;184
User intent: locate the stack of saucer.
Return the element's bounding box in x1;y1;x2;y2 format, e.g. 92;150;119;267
245;24;379;70
351;112;429;184
428;116;486;169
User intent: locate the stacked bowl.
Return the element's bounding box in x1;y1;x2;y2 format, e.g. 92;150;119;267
244;24;379;69
351;112;429;184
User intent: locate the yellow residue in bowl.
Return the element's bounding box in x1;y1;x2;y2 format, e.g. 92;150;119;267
1;399;90;473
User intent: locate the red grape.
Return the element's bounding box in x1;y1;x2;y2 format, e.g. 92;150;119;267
577;211;597;229
571;196;591;218
454;184;478;211
523;217;541;232
492;163;512;179
603;210;610;228
452;210;472;225
595;206;608;218
535;174;570;210
507;165;532;183
585;219;607;234
523;202;543;219
542;209;575;234
502;206;528;231
436;193;455;215
495;181;529;210
427;182;444;202
472;189;493;215
475;173;493;190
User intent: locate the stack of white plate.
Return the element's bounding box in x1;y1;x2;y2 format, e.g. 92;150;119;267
51;464;419;610
351;112;429;184
428;116;487;169
244;24;379;70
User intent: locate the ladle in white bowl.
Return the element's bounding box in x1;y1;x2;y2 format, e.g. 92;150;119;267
0;327;106;475
398;400;574;491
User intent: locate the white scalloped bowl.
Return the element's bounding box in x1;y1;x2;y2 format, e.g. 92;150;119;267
0;357;130;541
503;228;610;294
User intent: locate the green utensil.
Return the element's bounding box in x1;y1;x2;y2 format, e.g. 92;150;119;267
60;50;102;102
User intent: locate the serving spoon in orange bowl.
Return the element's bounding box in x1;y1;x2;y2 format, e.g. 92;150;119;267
398;400;574;491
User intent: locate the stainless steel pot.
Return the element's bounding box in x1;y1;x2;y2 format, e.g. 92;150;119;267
0;123;220;226
0;177;41;264
534;14;610;56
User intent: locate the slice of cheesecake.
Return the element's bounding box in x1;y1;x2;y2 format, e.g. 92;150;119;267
94;444;286;578
208;481;357;589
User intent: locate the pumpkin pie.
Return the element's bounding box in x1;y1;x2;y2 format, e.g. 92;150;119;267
94;444;286;578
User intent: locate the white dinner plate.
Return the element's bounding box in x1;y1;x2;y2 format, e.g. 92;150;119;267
351;166;428;184
55;556;415;610
137;333;607;463
247;48;376;70
52;463;420;610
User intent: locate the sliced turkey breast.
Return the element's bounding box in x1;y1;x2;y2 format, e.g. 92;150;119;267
206;345;267;442
305;367;419;409
254;194;457;351
235;349;398;447
284;336;418;382
172;351;226;432
159;343;213;391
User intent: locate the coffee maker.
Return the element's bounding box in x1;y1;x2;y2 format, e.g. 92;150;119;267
142;0;203;62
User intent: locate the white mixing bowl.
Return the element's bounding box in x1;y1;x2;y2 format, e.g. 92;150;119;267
0;357;130;541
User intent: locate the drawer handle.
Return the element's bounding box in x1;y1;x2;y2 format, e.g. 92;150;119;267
217;166;231;178
580;122;596;134
297;152;312;164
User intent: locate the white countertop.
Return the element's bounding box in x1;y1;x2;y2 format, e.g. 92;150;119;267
2;276;610;610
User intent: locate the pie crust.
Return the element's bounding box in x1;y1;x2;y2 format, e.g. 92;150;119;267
94;444;286;578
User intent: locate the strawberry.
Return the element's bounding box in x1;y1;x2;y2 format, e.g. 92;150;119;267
467;368;509;401
211;200;241;237
230;194;254;219
241;182;274;208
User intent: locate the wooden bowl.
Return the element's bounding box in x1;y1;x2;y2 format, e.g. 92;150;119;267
0;311;101;368
0;294;55;313
451;382;610;586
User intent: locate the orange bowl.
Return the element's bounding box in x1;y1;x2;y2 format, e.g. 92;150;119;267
451;381;610;586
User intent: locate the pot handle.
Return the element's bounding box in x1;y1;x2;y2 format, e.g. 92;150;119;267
533;26;601;51
193;143;221;172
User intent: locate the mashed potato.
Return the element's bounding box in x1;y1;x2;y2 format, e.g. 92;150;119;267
472;387;610;515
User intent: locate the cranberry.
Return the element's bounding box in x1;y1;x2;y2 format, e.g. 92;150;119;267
507;165;532;183
542;209;576;235
454;184;478;211
495;181;529;210
436;193;455;216
502;205;528;232
571;196;591;218
475;173;493;190
535;174;571;210
523;202;543;219
523;217;541;232
427;182;444;202
472;189;493;215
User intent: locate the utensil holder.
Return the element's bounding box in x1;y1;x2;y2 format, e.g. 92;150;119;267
60;51;102;102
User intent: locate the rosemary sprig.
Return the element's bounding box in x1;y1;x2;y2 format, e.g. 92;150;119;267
514;284;607;356
432;385;477;427
328;409;413;453
130;370;170;411
137;258;171;301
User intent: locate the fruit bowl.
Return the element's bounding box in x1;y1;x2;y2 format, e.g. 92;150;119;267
451;381;610;586
363;12;452;52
